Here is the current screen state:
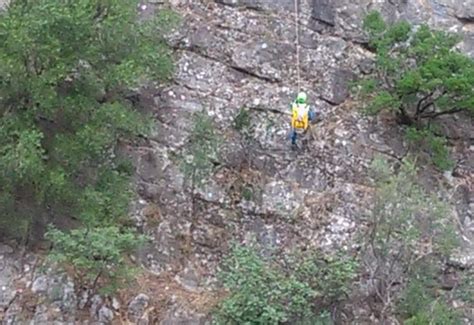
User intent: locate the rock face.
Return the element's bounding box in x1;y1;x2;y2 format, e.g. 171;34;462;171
128;294;151;324
0;0;473;324
312;0;336;26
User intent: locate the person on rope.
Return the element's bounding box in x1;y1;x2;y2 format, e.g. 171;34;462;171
290;92;315;147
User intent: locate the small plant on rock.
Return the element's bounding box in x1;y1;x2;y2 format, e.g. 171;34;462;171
181;111;220;215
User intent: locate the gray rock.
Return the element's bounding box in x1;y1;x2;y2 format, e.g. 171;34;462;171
358;58;375;75
0;0;9;10
319;68;356;105
216;0;294;12
160;305;207;325
112;297;121;311
31;275;48;293
90;294;103;319
231;41;289;82
311;0;335;26
128;293;150;324
454;0;474;21
98;305;115;324
262;180;305;217
27;272;77;324
0;258;16;310
0;244;13;255
175;265;201;292
31;304;50;324
29;271;77;322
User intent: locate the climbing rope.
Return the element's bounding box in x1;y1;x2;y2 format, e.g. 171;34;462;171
294;0;301;92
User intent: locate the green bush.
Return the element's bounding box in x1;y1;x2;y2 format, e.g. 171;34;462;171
214;245;356;324
0;0;175;233
46;225;147;294
360;11;473;124
403;299;461;325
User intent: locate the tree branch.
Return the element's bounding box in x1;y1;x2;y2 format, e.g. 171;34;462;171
419;101;434;115
415;91;434;117
421;108;463;119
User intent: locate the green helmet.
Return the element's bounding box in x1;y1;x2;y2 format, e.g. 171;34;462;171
296;92;307;104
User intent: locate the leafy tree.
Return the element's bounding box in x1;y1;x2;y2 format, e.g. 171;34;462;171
45;225;146;295
357;11;473;169
360;11;474;123
214;244;356;324
181;111;220;215
0;0;175;237
361;156;459;320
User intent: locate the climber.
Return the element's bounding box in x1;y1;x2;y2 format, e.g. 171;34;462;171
289;92;315;147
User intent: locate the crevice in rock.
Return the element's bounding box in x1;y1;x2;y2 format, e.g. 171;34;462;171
311;16;335;27
175;46;279;84
247;105;289;116
351;39;376;53
214;1;265;13
229;65;280;83
370;147;407;162
318;96;340;106
174;45;225;65
455;16;474;24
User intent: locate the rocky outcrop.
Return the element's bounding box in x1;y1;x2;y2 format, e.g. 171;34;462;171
0;0;473;323
144;0;473;323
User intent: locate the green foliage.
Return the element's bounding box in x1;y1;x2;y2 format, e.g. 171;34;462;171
241;186;253;201
45;225;147;294
362;157;459;317
365;90;400;115
360;11;474;122
370;156;458;256
405;127;453;171
397;265;438;319
233;107;252;132
214;245;357;324
363;11;387;38
233;107;256;148
288;251;358;302
454;271;474;304
402;291;461;325
181;111;220;189
311;311;333;325
358;11;473;169
0;0;175;234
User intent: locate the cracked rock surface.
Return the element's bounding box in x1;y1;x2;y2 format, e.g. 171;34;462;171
1;0;473;324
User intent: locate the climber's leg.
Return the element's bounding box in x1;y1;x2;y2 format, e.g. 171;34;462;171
290;130;297;146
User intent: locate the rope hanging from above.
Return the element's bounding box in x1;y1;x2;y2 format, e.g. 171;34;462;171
294;0;301;92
